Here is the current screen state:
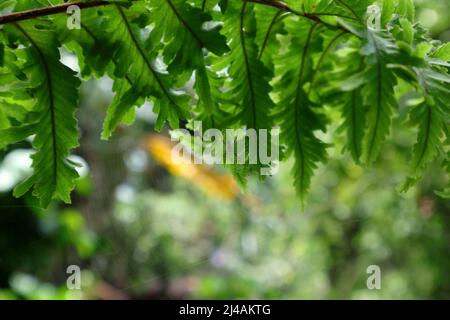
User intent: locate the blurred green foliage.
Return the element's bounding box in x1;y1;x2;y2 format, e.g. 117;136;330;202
415;0;450;40
0;0;449;300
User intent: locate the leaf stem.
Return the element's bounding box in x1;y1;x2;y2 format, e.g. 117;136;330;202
244;0;354;34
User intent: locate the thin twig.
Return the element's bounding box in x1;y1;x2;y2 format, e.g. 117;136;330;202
244;0;356;34
0;1;127;25
0;0;359;36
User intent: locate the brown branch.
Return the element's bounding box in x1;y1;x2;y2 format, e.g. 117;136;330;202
0;0;358;38
245;0;315;20
0;0;359;100
0;1;126;25
244;0;356;35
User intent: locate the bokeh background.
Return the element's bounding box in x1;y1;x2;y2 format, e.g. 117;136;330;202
0;0;449;299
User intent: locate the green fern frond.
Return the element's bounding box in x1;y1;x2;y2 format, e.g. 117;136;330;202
360;29;399;164
4;20;80;207
274;18;328;199
147;0;229;130
402;64;450;191
215;1;275;131
254;5;285;66
99;2;190;138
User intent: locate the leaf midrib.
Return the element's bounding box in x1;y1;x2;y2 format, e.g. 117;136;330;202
257;10;283;60
240;2;257;129
351;91;361;160
415;104;433;171
116;5;176;106
13;22;58;188
165;0;205;48
80;22;133;86
366;32;383;162
293;23;319;194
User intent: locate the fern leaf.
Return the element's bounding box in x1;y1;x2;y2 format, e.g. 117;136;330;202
402;64;450;191
99;2;189;138
216;2;275;131
148;0;229;129
341;90;365;162
254;5;285;66
274;18;327;199
360;29;398;164
52;7;116;78
5;20;81;207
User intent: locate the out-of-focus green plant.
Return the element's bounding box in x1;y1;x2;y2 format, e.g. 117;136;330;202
415;0;450;40
107;135;449;299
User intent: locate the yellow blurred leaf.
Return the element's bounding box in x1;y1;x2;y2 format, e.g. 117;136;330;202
144;135;239;201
